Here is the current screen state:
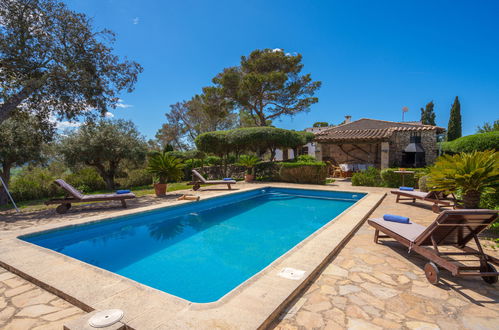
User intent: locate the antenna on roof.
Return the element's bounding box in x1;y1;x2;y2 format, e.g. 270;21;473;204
402;106;409;122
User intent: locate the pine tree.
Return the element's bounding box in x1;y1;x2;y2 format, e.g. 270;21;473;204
447;96;462;141
420;101;436;125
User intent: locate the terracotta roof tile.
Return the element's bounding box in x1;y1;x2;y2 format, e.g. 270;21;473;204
314;118;445;143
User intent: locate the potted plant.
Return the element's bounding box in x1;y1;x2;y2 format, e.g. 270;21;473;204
427;150;498;209
146;152;184;196
237;155;260;182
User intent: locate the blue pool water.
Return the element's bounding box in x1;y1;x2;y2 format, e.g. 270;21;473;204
21;188;364;303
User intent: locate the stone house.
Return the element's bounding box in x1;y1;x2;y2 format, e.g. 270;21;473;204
313;118;445;168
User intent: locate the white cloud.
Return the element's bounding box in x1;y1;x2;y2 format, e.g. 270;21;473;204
132;17;140;25
285;52;297;57
48;115;81;130
115;99;133;108
105;112;114;118
271;48;283;53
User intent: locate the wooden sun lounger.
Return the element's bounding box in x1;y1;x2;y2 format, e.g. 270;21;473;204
45;179;136;214
391;189;459;212
189;170;236;191
368;209;499;285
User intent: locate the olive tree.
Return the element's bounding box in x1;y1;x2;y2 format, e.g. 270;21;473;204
59;119;148;189
0;114;55;204
0;0;142;124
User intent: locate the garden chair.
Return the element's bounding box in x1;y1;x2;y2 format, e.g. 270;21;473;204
189;170;236;191
391;189;459;212
368;209;498;285
45;179;136;214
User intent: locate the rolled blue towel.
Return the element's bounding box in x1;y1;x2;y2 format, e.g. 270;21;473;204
383;214;410;224
116;189;131;194
223;178;233;181
399;186;414;191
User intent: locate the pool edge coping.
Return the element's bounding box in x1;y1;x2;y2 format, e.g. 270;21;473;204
0;183;386;329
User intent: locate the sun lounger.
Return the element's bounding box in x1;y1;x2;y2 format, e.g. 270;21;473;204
45;179;136;214
368;209;499;284
391;189;459;212
189;170;236;191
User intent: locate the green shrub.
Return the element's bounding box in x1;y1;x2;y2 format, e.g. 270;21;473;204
65;167;106;192
480;191;499;210
418;175;430;192
441;131;499;153
279;162;327;184
117;169;152;188
351;167;383;187
10;167;59;201
297;155;316;162
205;155;222;165
254;162;280;181
380;168;427;188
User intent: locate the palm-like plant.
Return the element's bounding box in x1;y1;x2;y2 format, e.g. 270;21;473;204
237;155;260;175
146;152;184;184
427;150;499;209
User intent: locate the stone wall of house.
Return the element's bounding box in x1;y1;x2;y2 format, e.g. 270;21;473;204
389;130;438;167
318;143;381;166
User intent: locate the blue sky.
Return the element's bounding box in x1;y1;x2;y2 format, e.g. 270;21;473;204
66;0;499;139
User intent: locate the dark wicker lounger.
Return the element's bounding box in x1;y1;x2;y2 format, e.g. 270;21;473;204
189;170;236;191
368;209;499;285
45;179;136;214
391;189;458;212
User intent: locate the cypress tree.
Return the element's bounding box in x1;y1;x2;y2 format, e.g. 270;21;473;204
447;96;462;141
420;101;436;125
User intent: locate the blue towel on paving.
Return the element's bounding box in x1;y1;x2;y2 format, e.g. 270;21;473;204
399;186;414;191
383;214;411;224
116;190;131;194
223;178;233;181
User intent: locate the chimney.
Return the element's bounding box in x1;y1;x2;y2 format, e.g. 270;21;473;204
344;115;351;124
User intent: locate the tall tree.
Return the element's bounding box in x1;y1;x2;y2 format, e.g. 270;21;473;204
156;87;237;149
420;101;436;125
0;0;142;124
59;119;147;189
447;96;462;141
476;120;499;133
214;49;321;126
0;114;55;205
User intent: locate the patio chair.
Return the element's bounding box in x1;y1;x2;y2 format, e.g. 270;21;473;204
391;189;459;212
368;209;499;285
45;179;136;214
189;170;236;191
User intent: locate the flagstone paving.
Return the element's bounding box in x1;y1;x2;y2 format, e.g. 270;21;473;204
0;182;497;329
274;183;499;330
0;266;85;329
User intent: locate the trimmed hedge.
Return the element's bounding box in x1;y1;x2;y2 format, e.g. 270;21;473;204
441;131;499;153
351;167;383;187
279;162;327;184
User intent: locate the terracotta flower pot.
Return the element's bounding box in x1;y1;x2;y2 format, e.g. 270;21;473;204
154;183;167;196
244;174;254;183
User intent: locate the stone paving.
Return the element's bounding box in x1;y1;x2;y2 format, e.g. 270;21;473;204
0;182;497;329
274;183;499;330
0;266;85;329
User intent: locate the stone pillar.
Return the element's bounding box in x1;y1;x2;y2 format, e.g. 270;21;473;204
380;141;390;169
315;143;323;161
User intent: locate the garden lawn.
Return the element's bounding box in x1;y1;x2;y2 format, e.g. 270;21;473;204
0;182;193;212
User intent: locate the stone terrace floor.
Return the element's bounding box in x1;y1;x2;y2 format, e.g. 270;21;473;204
0;181;497;329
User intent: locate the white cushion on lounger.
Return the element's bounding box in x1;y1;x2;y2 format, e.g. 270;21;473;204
370;218;427;242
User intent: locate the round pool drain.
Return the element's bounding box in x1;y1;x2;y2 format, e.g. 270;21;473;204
88;309;124;328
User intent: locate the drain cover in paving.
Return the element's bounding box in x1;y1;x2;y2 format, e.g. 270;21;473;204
88;309;124;328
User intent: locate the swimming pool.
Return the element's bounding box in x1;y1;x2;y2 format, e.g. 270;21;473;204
21;187;364;303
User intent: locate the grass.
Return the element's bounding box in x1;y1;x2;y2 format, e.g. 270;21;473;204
0;182;194;212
